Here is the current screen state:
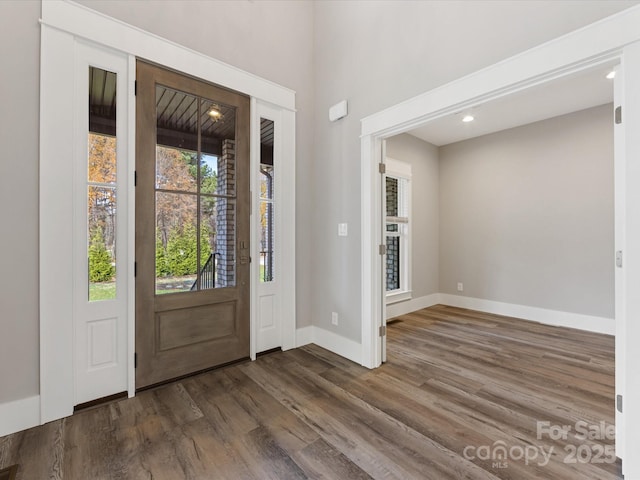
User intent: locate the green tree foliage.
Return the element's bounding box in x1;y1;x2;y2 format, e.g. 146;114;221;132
158;222;213;277
89;228;115;282
88;133;117;259
166;224;198;276
200;222;213;267
155;229;170;277
154;148;219;279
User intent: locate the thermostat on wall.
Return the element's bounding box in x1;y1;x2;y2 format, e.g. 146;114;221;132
329;100;348;122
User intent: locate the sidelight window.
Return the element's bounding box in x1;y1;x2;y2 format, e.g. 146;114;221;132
259;118;275;283
88;66;118;302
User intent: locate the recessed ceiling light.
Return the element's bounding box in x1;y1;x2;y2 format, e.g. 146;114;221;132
606;71;616;80
462;115;474;123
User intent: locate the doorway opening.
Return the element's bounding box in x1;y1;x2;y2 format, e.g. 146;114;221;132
360;45;632;466
382;62;617;331
379;67;618;475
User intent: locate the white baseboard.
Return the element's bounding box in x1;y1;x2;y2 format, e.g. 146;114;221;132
296;325;314;347
439;294;615;335
0;395;40;437
296;294;613;371
386;293;441;319
296;326;362;365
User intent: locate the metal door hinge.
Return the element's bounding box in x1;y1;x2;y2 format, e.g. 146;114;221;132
134;353;138;369
617;394;623;413
615;105;622;124
134;80;137;96
379;162;386;174
379;325;387;337
379;244;387;255
134;171;137;186
616;250;623;268
134;261;137;277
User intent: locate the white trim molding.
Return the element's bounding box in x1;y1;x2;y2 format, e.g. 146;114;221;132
385;293;614;335
0;395;40;438
296;326;363;366
40;1;295;111
361;6;640;138
296;326;314;348
439;294;615;336
386;293;440;320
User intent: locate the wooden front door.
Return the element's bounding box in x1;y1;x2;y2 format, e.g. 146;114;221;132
135;61;250;389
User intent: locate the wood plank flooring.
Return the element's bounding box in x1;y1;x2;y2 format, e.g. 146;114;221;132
0;305;620;479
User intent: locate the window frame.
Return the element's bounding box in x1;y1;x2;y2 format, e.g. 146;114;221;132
385;157;412;304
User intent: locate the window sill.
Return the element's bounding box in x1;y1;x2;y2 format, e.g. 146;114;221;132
386;290;412;305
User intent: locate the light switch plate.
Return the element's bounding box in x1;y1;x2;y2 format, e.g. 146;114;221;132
338;223;348;236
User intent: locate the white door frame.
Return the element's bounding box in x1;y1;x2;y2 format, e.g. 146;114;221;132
40;0;296;425
360;6;640;477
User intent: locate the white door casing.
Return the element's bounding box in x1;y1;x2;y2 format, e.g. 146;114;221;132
613;63;626;461
620;39;640;476
380;141;387;363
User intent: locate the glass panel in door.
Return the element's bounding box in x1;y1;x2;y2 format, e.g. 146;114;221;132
154;85;237;294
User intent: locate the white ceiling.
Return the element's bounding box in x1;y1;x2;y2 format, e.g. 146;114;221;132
408;62;617;147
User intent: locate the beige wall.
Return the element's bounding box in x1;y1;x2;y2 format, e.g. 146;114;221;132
386;134;440;299
0;0;41;404
439;104;614;318
385;105;614;320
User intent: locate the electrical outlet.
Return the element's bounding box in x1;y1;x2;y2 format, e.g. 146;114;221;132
457;282;464;292
331;312;339;326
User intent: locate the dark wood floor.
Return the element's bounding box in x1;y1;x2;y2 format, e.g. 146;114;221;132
0;305;620;479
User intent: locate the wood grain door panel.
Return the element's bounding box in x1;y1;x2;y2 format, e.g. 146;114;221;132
136;61;250;389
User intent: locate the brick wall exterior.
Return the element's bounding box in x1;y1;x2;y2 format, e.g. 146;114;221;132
215;139;236;287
